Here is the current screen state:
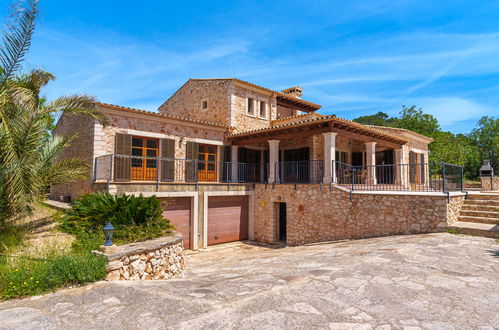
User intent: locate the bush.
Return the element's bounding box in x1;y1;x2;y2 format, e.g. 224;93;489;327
60;192;173;246
0;253;107;300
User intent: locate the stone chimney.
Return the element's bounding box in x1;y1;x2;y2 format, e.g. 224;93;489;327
281;86;303;99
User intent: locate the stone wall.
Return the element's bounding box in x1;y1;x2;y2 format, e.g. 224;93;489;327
481;177;499;191
230;84;275;133
50;113;95;201
254;184;465;246
94;109;226;159
159;79;232;125
96;234;185;281
446;195;465;226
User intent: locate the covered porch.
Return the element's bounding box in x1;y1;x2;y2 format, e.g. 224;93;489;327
227;116;462;192
227;115;407;184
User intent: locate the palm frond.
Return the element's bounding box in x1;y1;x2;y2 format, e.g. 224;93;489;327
43;95;108;125
0;0;38;84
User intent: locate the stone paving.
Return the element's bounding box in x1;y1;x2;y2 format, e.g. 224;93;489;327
0;233;498;329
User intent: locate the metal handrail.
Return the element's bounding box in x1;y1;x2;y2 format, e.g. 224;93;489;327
333;160;464;193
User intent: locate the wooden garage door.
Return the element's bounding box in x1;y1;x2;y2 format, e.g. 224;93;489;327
208;196;249;245
161;197;191;249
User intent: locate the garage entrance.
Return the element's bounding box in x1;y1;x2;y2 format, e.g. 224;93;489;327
161;197;192;249
207;195;249;245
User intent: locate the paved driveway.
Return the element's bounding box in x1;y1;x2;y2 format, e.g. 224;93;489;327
0;233;498;329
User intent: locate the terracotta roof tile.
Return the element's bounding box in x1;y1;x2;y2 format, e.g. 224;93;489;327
227;114;412;144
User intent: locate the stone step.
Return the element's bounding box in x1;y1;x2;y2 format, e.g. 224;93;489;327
457;215;499;225
463;199;499;207
448;221;499;239
459;210;499;219
461;204;499;212
466;194;499;201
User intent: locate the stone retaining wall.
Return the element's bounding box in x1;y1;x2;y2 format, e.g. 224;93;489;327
254;184;465;246
481;177;499;191
95;234;185;281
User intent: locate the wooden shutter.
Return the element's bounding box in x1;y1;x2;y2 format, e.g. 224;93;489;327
409;151;416;184
185;141;198;182
114;133;132;181
160;138;175;182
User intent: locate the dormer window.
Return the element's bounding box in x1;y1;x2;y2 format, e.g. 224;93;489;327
246;97;255;116
259;101;267;118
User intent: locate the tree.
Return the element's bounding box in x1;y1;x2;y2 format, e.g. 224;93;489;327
352;111;395;126
0;0;106;223
468;116;499;177
390;105;440;138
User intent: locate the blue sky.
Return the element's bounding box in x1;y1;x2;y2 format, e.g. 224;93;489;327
2;0;499;133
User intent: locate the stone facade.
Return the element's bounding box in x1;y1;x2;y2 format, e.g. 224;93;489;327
159;79;232;125
93;108;226;159
254;184;465;246
49;113;95;201
96;234;185;281
481;176;499;191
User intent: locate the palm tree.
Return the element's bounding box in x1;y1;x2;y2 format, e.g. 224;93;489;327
0;0;107;223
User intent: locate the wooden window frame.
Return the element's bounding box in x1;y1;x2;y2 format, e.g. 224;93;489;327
130;136;159;181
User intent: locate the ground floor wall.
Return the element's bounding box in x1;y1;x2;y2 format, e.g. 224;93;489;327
93;182;254;250
253;184;465;246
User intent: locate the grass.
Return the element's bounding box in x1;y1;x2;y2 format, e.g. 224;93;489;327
0;223;26;258
0;253;106;300
447;228;461;235
0;205;107;300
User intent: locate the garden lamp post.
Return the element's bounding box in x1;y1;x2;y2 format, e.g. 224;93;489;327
103;222;115;246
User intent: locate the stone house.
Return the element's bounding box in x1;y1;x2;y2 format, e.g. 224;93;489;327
51;78;466;249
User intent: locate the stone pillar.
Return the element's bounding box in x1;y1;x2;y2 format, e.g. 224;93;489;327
322;132;337;184
268;140;280;183
423;151;430;185
231;146;239;182
365;142;377;185
394;148;405;187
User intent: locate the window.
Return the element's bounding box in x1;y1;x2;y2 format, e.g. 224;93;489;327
130;136;158;180
201;99;208;111
259;101;267;118
246;97;255;116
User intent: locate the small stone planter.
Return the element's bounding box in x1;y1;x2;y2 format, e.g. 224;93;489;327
93;234;185;281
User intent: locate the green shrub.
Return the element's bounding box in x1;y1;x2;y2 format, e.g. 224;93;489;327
60;192;173;246
0;253;107;300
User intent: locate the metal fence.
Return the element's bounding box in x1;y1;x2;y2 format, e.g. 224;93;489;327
334;160;463;192
275;160;324;184
93;154;267;184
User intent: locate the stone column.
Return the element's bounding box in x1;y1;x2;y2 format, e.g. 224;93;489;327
394;148;404;187
322;132;337;184
365;142;377;185
423;151;430;185
231;146;239;182
268;140;280;183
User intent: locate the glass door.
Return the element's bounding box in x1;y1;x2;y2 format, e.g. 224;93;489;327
197;144;217;182
131;137;158;180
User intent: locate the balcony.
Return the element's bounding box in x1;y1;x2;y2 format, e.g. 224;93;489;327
93;154;268;184
93;155;464;193
334;161;464;192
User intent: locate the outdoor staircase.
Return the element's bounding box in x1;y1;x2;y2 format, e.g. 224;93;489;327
449;193;499;238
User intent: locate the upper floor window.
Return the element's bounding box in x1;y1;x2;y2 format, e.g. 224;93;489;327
246;97;255;116
259;101;267;118
201;98;208;111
